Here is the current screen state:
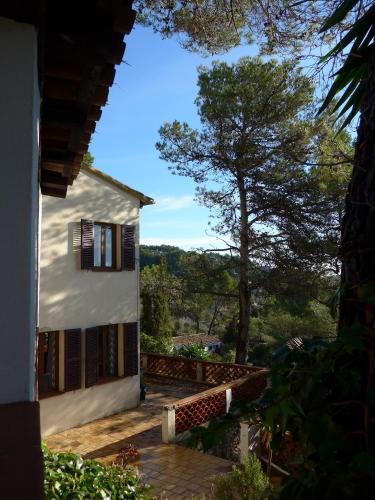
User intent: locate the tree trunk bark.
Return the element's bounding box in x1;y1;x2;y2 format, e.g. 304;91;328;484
235;172;251;365
338;47;375;448
208;300;222;335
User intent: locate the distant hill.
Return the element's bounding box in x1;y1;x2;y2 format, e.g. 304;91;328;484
140;245;186;275
140;244;235;276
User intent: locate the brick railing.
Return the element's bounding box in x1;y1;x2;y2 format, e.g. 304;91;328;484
140;352;263;386
162;369;270;442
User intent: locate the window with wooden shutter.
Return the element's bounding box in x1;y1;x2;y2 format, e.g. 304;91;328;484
86;325;119;387
81;219;94;269
64;329;82;391
123;322;138;377
121;225;135;271
85;327;99;387
37;331;59;398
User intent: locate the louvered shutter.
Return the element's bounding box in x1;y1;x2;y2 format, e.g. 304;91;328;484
85;327;99;387
121;225;135;271
123;322;138;377
81;219;94;269
64;329;82;391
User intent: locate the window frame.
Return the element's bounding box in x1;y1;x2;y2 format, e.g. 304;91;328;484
92;221;117;271
37;331;60;399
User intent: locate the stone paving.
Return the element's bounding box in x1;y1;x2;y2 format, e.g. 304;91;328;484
45;378;233;499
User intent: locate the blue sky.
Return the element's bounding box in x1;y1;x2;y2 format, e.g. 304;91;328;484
90;25;258;250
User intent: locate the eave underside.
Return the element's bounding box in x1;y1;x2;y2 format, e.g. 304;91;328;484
0;0;136;198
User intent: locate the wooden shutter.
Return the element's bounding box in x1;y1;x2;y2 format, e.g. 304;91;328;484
64;329;82;391
121;225;135;271
85;327;99;388
123;322;138;377
81;219;94;269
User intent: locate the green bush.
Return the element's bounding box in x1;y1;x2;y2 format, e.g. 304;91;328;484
175;343;211;360
43;444;150;499
140;332;172;354
213;454;270;500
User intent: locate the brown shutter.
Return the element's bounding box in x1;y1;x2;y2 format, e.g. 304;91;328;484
64;329;82;391
85;327;99;387
123;322;138;377
121;225;135;271
81;219;94;269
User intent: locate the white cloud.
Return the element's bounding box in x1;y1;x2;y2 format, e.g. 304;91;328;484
154;195;195;211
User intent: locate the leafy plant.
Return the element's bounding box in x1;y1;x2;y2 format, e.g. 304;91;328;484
114;445;140;467
42;443;150;499
318;1;375;129
176;343;211;360
140;332;171;354
213;454;270;500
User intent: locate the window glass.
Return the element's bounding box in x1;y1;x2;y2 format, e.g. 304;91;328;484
105;226;112;267
94;224;101;267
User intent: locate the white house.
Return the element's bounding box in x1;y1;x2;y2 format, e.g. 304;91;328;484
38;166;153;435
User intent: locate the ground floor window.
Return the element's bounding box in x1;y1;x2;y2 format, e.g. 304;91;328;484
98;324;118;379
38;331;59;397
86;324;119;387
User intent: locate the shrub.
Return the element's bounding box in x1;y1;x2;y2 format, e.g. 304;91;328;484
175;343;211;360
140;332;172;354
213;454;270;500
43;444;150;499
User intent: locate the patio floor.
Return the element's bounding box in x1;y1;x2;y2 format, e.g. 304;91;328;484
44;377;233;499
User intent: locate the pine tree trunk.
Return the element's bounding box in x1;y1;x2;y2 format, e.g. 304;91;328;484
235;173;250;365
208;300;221;335
338;47;375;448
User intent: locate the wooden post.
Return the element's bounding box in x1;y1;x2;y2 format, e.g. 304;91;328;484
162;405;176;443
240;422;249;464
141;354;148;371
196;362;203;382
225;388;232;413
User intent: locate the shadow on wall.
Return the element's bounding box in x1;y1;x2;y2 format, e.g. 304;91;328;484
39;171;139;330
40;376;140;436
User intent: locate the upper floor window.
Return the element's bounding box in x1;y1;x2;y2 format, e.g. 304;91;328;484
93;222;115;269
81;219;135;272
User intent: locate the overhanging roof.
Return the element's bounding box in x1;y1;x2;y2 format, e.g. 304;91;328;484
83;165;154;207
0;0;136;198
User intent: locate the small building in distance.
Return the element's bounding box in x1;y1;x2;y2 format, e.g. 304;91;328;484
172;333;222;353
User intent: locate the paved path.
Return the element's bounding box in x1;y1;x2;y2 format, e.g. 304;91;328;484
45;379;232;499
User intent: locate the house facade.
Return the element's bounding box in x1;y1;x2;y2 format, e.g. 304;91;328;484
38;166;153;435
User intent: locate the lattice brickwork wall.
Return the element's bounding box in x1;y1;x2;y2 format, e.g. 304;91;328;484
175;391;226;434
202;362;260;385
141;353;263;385
144;353;197;381
232;373;268;402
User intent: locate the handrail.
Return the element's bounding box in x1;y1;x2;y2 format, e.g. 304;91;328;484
161;369;270;442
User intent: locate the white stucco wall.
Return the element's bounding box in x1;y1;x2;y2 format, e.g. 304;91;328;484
40;376;140;436
39;169;140;330
39;169;141;435
0;17;40;403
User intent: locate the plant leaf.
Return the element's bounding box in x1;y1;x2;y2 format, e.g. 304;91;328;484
319;0;359;33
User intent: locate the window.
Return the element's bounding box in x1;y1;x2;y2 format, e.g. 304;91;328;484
81;219;135;271
93;222;116;269
98;324;118;379
86;325;118;387
38;331;59;397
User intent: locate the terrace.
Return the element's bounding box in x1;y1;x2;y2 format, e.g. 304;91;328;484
46;354;268;498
